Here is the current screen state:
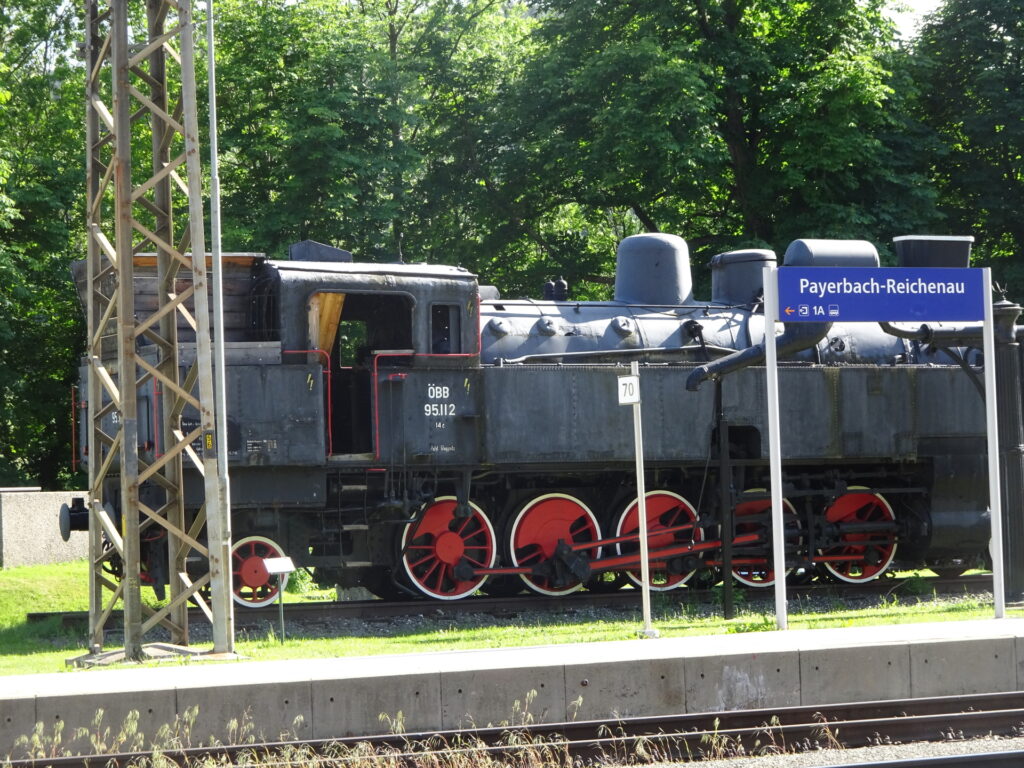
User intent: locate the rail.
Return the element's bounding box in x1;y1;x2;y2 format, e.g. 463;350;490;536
27;573;995;628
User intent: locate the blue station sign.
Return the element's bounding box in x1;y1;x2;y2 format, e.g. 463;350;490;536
776;267;985;323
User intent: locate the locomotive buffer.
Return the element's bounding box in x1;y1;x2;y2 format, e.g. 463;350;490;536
765;265;1003;627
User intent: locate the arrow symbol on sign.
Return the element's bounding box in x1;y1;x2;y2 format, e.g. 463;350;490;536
784;306;796;316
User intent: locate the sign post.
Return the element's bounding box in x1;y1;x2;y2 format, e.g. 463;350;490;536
762;269;788;629
619;361;658;638
765;265;1003;623
264;556;296;643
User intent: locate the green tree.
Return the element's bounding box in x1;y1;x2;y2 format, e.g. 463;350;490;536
506;0;937;276
0;57;16;231
0;2;85;488
213;0;536;269
914;0;1024;288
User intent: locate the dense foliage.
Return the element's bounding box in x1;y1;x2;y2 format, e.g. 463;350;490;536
0;0;85;488
0;0;1022;486
913;0;1024;286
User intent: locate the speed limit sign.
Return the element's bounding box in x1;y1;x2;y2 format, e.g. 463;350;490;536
618;374;640;405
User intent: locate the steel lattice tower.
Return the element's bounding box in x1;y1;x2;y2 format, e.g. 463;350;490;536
83;0;233;660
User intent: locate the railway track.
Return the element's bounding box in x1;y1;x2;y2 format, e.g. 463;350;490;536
822;752;1024;767
26;574;993;629
6;691;1024;768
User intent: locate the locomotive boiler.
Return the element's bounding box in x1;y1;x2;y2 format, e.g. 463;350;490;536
71;233;992;604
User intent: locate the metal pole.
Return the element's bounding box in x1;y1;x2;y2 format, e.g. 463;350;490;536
278;584;286;644
983;272;1006;617
763;266;788;630
111;0;144;661
631;360;658;638
83;0;105;655
148;0;189;647
204;0;235;649
179;0;234;653
715;382;734;619
991;296;1024;605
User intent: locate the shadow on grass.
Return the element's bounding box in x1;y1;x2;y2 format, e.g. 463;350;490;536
0;616;87;657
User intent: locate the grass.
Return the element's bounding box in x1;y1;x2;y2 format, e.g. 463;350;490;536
0;559;1018;676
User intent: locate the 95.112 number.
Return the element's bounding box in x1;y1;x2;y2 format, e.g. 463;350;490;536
424;402;456;417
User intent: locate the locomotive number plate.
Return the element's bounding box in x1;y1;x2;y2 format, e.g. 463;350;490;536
424;384;456;417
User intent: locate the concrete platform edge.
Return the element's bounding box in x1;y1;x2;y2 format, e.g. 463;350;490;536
3;618;1023;758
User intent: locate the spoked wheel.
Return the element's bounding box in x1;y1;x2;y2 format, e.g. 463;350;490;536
232;535;289;608
401;497;496;600
818;487;897;583
730;489;800;588
616;490;702;591
510;493;602;596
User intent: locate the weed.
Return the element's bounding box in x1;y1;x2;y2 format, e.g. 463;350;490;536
725;613;775;633
898;573;932;597
813;712;845;750
712;583;748;609
12;719;68;760
379;711;407;735
699;717;746;760
284;568;314;595
749;714;787;755
506;690;538;728
566;695;583;722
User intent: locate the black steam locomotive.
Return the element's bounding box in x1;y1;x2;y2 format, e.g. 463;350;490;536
74;233;992;604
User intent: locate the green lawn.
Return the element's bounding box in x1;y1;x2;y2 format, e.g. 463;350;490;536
0;560;1017;676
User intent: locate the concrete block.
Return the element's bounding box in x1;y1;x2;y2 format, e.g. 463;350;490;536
33;690;177;756
312;673;440;739
910;638;1015;698
684;650;799;713
0;491;88;569
1016;636;1024;690
178;681;312;746
564;658;684;721
441;665;565;730
799;644;910;706
0;694;37;760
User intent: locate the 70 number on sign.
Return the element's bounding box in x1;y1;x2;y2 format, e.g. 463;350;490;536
618;375;640;405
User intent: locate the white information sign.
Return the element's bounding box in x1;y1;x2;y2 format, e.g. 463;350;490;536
618;375;640;405
263;556;295;576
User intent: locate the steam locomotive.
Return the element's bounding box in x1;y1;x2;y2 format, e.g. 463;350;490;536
72;233;992;604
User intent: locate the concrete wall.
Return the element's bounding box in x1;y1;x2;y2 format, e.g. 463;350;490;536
0;490;88;569
3;619;1024;758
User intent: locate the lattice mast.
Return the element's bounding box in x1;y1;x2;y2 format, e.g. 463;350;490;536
83;0;233;659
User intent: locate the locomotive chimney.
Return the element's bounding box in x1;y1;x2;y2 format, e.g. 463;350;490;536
893;235;974;268
614;233;694;306
554;276;568;301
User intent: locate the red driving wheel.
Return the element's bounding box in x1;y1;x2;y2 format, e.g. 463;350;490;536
401;497;496;600
231;535;288;608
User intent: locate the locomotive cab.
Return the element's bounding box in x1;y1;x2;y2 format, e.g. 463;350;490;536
263;258;481;461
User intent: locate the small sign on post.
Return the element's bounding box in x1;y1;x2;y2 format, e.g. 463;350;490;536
620;361;658;638
618;374;640;405
264;556;295;643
